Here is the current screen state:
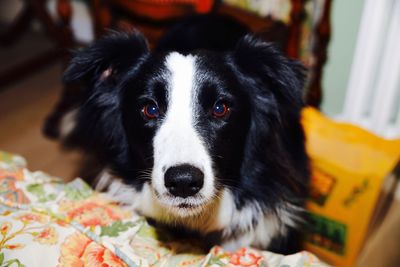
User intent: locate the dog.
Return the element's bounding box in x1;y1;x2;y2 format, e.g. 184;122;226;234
58;16;309;254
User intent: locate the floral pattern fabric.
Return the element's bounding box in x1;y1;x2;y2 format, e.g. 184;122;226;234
0;151;328;267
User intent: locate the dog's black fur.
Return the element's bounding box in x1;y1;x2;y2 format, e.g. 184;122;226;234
61;15;309;254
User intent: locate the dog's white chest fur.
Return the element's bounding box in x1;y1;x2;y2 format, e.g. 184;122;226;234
100;171;294;250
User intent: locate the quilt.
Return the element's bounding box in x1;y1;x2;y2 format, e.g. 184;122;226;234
0;151;327;267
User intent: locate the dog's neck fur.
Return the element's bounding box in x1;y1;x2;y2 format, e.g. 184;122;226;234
96;169;296;251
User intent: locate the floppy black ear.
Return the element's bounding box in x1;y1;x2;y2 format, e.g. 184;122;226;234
231;34;309;210
64;30;149;86
233;34;305;110
231;34;306;145
61;31;149;168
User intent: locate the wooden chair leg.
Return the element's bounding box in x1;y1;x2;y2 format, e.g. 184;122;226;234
91;0;112;38
56;0;75;67
286;0;306;59
30;0;74;47
306;0;333;108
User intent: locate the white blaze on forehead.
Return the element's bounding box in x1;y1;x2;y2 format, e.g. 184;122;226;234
152;52;215;202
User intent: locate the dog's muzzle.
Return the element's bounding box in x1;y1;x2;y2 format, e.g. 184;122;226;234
164;164;204;198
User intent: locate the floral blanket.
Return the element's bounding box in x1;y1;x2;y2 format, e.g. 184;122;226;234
0;151;327;267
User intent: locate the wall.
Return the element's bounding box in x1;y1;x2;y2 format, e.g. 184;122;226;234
321;0;365;116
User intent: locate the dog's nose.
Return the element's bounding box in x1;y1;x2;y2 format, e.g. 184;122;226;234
164;164;204;198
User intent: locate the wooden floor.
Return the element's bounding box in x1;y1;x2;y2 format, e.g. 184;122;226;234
0;33;82;181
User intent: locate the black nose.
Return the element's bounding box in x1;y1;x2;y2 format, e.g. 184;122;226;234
164;164;204;198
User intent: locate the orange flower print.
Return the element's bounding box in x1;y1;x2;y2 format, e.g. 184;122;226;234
58;232;91;266
82;242;127;267
67;202;121;227
0;222;11;235
4;243;25;250
16;213;46;224
0;169;24;181
0;176;30;204
55;219;68;227
58;232;127;267
228;248;265;267
34;227;58;245
59;197;130;227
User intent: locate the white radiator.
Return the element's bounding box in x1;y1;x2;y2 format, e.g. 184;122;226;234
340;0;400;139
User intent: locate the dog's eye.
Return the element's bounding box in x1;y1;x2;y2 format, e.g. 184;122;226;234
212;101;229;118
142;103;160;119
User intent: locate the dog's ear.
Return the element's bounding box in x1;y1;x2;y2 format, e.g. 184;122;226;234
231;34;309;208
61;31;149;169
231;34;306;143
63;30;149;86
233;34;305;111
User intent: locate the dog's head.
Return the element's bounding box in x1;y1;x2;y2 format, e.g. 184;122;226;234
63;31;307;222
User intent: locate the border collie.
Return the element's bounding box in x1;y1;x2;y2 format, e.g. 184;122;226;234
59;17;309;254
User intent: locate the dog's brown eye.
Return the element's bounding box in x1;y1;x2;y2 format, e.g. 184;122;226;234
142;103;160;119
212;101;229;118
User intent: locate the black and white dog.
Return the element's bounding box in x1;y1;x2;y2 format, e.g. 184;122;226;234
59;16;309;254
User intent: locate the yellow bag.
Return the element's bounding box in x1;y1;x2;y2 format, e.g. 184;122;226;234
302;108;400;266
